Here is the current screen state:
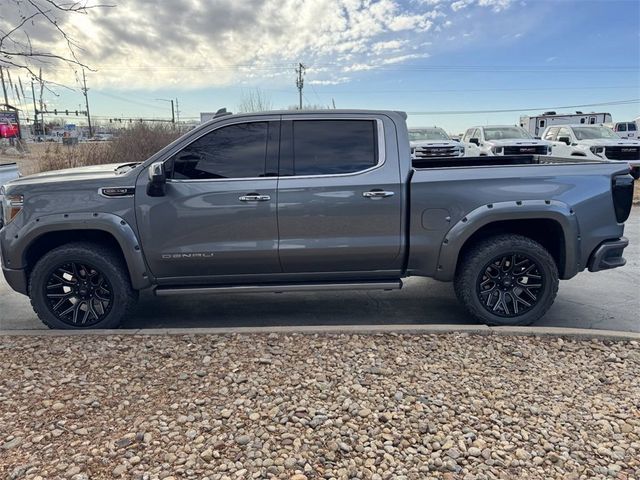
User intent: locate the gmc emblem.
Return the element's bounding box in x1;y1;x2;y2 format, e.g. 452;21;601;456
519;147;536;153
621;148;637;153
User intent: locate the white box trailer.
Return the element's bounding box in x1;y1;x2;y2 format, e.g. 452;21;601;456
520;111;612;138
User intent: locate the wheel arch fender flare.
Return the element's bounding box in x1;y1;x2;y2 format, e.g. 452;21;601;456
434;200;579;281
5;212;152;290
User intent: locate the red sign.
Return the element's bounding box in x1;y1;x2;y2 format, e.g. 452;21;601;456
0;110;20;139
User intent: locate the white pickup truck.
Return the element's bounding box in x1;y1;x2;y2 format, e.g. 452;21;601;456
541;125;640;162
462;125;552;157
409;127;464;159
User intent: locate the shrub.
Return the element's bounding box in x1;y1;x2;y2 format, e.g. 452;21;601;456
34;124;182;173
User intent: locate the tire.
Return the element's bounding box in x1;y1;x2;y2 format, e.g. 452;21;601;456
454;234;559;326
29;242;137;329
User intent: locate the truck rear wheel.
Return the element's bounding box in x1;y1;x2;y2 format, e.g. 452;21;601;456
29;242;137;329
454;234;559;326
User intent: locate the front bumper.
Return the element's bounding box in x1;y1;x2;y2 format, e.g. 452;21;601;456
588;237;628;272
2;265;28;295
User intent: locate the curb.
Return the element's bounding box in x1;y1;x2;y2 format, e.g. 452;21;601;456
0;324;639;341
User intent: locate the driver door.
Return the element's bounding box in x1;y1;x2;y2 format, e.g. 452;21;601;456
135;117;281;281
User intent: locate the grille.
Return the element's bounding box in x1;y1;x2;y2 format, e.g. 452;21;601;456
503;145;548;155
605;146;640;161
414;146;462;158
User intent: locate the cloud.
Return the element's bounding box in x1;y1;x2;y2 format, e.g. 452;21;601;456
452;0;513;12
2;0;515;90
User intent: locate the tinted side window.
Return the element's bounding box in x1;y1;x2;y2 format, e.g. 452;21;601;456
618;123;627;132
172;122;268;180
629;123;637;131
291;120;377;176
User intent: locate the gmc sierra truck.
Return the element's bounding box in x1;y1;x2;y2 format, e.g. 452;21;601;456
0;110;635;329
462;125;552;156
409;127;465;159
542;124;640;161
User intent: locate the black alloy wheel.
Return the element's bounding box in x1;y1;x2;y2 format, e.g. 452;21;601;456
44;262;114;326
476;253;543;317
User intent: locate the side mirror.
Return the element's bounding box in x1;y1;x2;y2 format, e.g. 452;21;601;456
147;161;166;197
469;138;480;146
558;136;571;145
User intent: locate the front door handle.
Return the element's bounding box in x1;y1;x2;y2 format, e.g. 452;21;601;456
239;194;271;202
363;190;395;199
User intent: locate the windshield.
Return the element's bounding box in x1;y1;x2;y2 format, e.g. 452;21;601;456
573;126;620;140
483;127;532;141
409;128;450;141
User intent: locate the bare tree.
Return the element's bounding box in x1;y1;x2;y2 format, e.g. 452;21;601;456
0;0;107;77
237;88;273;113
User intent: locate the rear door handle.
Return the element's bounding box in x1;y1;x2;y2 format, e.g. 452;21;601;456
363;190;395;199
239;194;271;202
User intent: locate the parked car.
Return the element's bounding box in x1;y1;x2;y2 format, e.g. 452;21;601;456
462;125;552;156
0;110;635;329
0;162;20;229
606;121;638;140
409;127;464;159
542;124;640;161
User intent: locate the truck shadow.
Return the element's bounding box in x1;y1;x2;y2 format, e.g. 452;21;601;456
122;278;474;329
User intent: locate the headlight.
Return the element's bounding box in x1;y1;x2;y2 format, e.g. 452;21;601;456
459;146;465;155
1;193;24;226
491;146;504;155
590;146;605;156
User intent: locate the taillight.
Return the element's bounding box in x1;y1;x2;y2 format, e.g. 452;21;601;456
612;175;634;223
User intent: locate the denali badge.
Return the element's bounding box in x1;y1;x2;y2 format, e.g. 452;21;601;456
519;147;536;153
621;148;637;152
162;253;215;259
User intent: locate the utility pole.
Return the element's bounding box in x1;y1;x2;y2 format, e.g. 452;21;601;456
30;80;39;135
0;67;9;106
81;69;93;137
175;98;180;123
295;63;305;110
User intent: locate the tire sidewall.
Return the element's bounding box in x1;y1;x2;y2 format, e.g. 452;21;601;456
30;247;132;329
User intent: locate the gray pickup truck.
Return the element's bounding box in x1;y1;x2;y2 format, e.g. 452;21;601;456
0;110;635;329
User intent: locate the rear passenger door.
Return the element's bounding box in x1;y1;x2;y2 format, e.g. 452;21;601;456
276;116;403;274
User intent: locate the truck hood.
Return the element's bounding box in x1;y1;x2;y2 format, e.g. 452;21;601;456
576;139;640;147
3;162;135;187
410;140;461;148
0;162;20;187
485;139;550;147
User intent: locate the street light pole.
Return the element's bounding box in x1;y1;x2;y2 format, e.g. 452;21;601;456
155;98;175;124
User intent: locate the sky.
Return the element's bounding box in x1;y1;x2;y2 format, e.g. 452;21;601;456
2;0;640;133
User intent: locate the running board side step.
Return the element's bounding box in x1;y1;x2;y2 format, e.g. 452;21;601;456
155;280;402;296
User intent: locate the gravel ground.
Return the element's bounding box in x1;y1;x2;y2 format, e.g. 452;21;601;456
1;333;638;480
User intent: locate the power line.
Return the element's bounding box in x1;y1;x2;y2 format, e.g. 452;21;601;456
407;99;640;116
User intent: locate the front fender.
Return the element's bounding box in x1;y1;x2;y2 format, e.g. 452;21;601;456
1;212;152;290
433;200;580;281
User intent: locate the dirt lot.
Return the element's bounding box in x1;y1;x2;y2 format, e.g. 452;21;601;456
1;333;638;480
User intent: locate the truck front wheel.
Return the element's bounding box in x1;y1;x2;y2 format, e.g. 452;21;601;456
454;234;559;326
29;242;137;329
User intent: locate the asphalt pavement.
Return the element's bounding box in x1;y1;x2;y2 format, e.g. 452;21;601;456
1;208;638;332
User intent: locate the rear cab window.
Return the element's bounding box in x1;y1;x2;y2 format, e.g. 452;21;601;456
280;119;379;176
